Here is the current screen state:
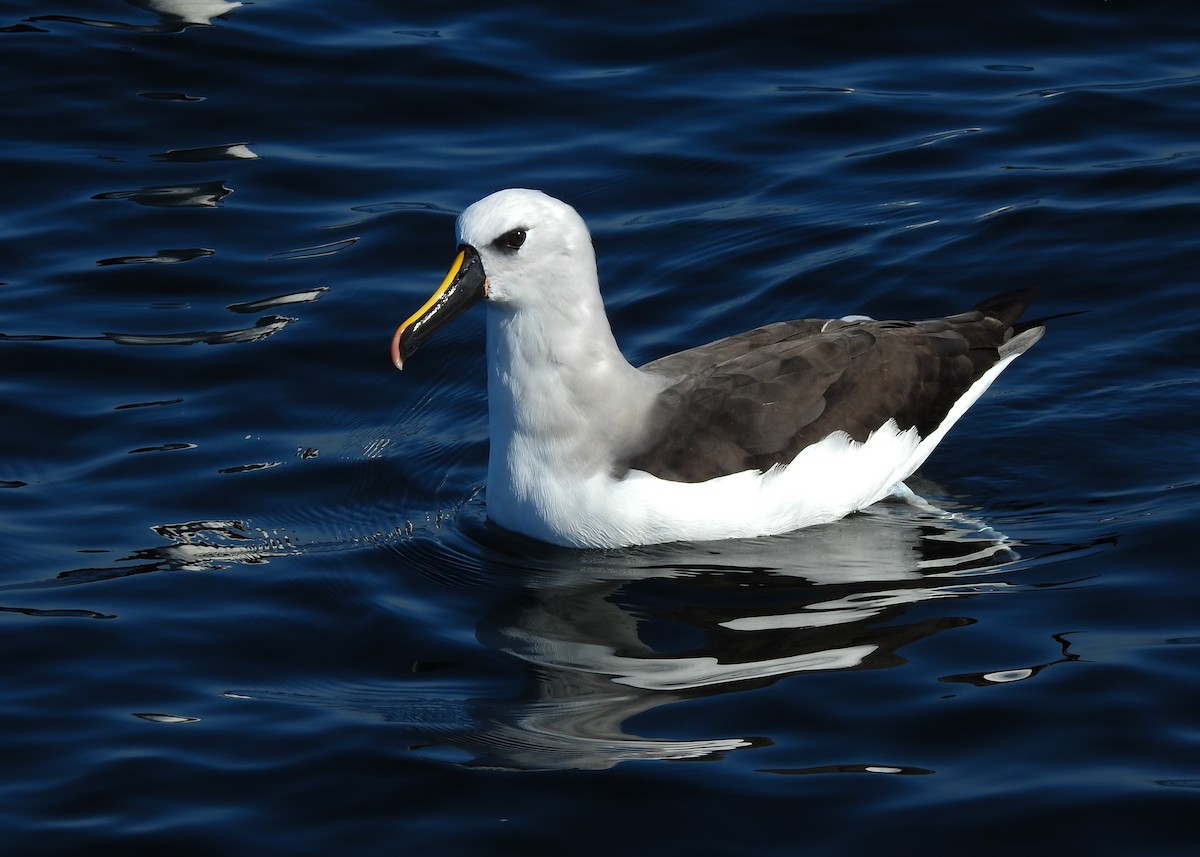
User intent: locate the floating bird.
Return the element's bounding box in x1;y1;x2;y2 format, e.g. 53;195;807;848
392;189;1043;548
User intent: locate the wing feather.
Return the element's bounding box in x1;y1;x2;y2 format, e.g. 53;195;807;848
622;289;1037;482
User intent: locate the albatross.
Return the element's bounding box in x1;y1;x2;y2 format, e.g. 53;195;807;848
391;189;1044;548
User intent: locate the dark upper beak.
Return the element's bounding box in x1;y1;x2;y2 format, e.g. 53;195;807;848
390;244;487;370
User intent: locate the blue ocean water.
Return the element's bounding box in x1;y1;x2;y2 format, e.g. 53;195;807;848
2;0;1199;853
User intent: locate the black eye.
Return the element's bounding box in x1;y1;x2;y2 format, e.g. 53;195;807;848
495;229;527;251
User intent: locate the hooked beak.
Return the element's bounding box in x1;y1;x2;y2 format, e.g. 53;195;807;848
391;244;487;370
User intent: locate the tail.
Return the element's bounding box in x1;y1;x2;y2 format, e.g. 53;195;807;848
974;288;1038;329
975;287;1084;334
972;289;1048;359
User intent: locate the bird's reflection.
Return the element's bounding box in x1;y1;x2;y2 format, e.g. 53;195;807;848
438;498;1020;769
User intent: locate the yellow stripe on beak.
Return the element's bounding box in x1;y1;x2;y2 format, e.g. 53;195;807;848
399;248;467;334
391;245;488;371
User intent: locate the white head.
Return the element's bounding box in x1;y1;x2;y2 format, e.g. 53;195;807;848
456;188;598;309
392;189;607;369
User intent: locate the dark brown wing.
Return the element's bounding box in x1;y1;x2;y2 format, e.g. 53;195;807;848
622;289;1037;482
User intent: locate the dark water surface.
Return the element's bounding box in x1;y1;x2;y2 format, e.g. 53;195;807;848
3;1;1200;853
